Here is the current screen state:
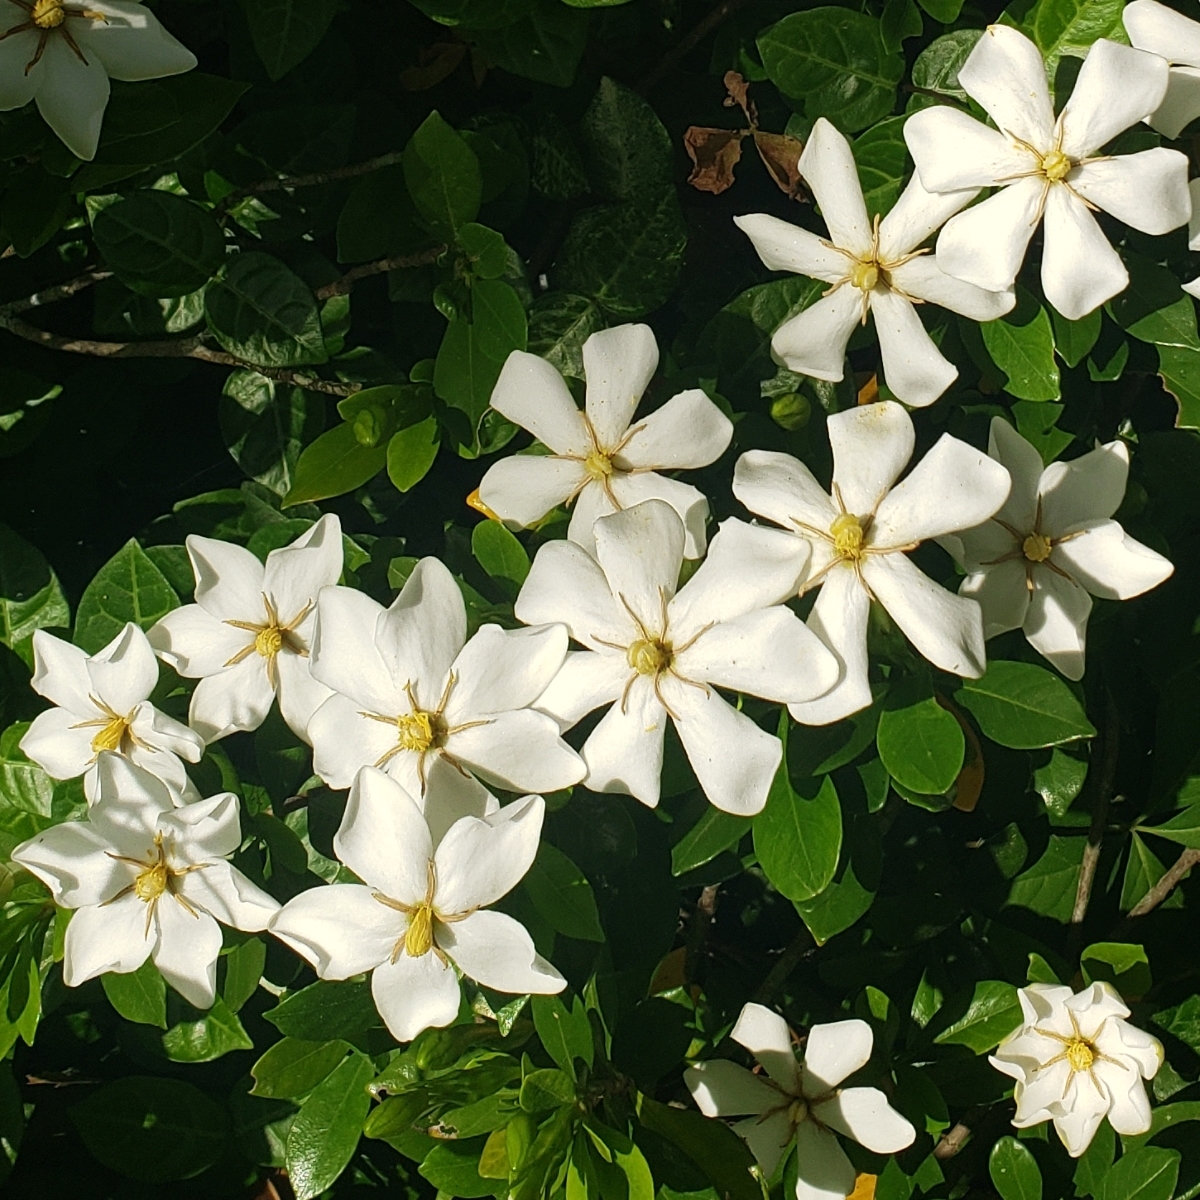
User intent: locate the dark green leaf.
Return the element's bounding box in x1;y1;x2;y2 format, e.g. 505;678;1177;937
286;1051;375;1200
102;959;167;1029
527;292;605;380
639;1097;761;1200
532;992;592;1080
1098;1146;1179;1200
403;112;482;240
956;661;1095;748
1007;835;1084;922
671;806;751;876
472;0;588;88
1156;344;1200;430
523;841;604;941
220;371;325;497
580;77;673;201
1110;255;1200;350
243;0;338;81
0;523;68;666
74;539;179;654
1018;0;1129;76
163;996;255;1063
909;30;981;108
472;520;529;588
420;1138;495;1198
854;116;908;218
264;980;382;1041
1051;308;1101;368
1080;942;1151;996
990;1136;1042;1200
224;937;268;1012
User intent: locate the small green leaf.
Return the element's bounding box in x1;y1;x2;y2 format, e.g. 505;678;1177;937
223;937;267;1012
162;996;254;1063
0;523;69;667
403;111;482;240
1033;748;1088;818
532;992;593;1080
471;521;529;588
1051;307;1101;368
980;288;1060;402
934;980;1021;1053
387;417;441;492
671;806;751;876
519;1068;576;1112
990;1136;1042;1200
74;540;179;655
102;960;167;1029
283;422;388;507
263;980;381;1041
876;689;964;796
1007;835;1084;922
251;1038;352;1100
420;1138;496;1198
956;661;1095;749
1080;943;1151;996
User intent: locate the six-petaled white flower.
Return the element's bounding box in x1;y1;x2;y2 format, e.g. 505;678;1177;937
20;622;203;802
904;25;1190;319
12;754;278;1008
736;117;1014;408
990;982;1163;1157
269;766;564;1044
685;1003;915;1200
0;0;197;161
940;419;1173;681
478;324;733;559
148;514;342;745
733;401;1011;725
515;499;839;814
1125;0;1200;139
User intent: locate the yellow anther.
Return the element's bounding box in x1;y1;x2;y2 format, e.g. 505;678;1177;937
1040;149;1072;183
788;1097;809;1126
397;709;440;754
1023;533;1053;563
831;512;865;559
850;260;880;292
627;637;672;676
255;626;283;660
91;714;130;755
404;904;435;957
32;0;65;28
1066;1038;1095;1072
584;449;614;481
134;860;169;903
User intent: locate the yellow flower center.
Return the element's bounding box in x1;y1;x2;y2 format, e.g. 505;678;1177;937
849;259;880;292
91;713;131;756
831;512;865;559
134;859;169;903
397;708;443;754
1040;149;1072;183
1023;533;1053;563
788;1097;809;1126
404;902;435;958
584;449;614;481
1066;1037;1096;1072
627;637;673;676
32;0;65;28
255;625;284;660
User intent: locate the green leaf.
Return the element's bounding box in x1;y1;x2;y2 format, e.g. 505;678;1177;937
283;422;388;507
252;1038;353;1099
990;1136;1043;1200
854;116;908;218
877;689;964;796
1075;1122;1116;1198
523;841;604;942
1110;254;1200;350
1034;748;1088;818
472;0;588;88
243;0;338;81
1080;942;1152;996
909;30;981;108
527;292;605;380
206;253;326;369
882;0;922;55
0;724;53;821
1098;1146;1180;1200
1156;344;1200;430
671;806;751;876
1007;835;1084;922
934;980;1022;1052
224;937;268;1012
74;539;180;654
1051;307;1101;369
421;1138;495;1198
70;1076;229;1183
532;992;593;1080
163;996;255;1063
918;0;964;18
403;111;482;240
1122;833;1174;912
956;661;1096;749
638;1097;761;1200
472;520;529;589
264;980;381;1041
102;960;167;1029
519;1067;576;1112
387;417;441;492
1013;400;1074;465
980;288;1060;402
286;1051;375;1200
0;522;68;666
794;811;881;944
759;7;905;133
1139;804;1200;848
1017;0;1129;76
1153;996;1200;1054
405;0;533;27
580;77;673;202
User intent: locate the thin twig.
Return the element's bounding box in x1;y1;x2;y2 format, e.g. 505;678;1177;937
216;150;406;213
683;884;720;982
0;269;113;317
1071;691;1121;930
314;245;445;300
637;0;757;93
933;1119;974;1160
1127;847;1200;919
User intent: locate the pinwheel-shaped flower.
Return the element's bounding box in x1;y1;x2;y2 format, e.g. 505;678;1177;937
21;623;203;802
0;0;197;161
307;556;583;817
685;1003;915;1200
515;499;838;814
12;754;278;1008
1126;0;1200;139
941;419;1172;681
478;324;733;558
270;767;564;1043
991;983;1163;1157
736;117;1013;408
149;514;342;744
904;25;1190;319
733;401;1011;725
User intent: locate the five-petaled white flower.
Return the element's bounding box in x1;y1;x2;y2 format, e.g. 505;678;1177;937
478;324;733;559
20;622;203;802
306;556;583;821
733;401;1011;725
904;25;1190;319
990;982;1163;1158
12;754;278;1009
269;766;564;1044
736;117;1014;408
1125;0;1200;140
515;499;838;814
0;0;197;161
685;1003;915;1200
940;419;1173;681
1184;178;1200;300
148;514;342;745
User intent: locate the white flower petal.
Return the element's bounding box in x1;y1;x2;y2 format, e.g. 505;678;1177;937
734;213;850;284
734;1111;793;1181
618;388;732;471
29;630;94;714
803;1019;873;1092
0;27;39;110
904;105;1031;192
1053;521;1173;600
148;604;249;678
270;884;399;978
187;655;276;742
19;709;96;782
888;255;1015;322
275;651;333;744
1149;65;1200;139
1060;39;1169;159
160;790;240;858
309;586;400;715
1094;1015;1164;1080
152;902;222;1009
515;539;631;651
583;324;659;450
11;820;123;908
961;562;1032;640
828;400;914;517
263;513;343;624
793;1120;856;1200
478;456;589;529
878;172;980;260
187;534;265;623
684;1060;779;1118
77;1;197;81
308;693;400;790
371;950;461;1042
815;1087;915;1153
439;908;564;994
130;704;204;763
958;24;1056;151
1051;1092;1108;1158
179;860;279;932
532;650;628;729
419;757;497;848
732;450;838;536
447;708;584;793
946;516;1018;576
1023;568;1092;680
1071;150;1190;236
731;1002;800;1091
593;500;685;634
1041;185;1129;321
1099;1062;1153;1137
871;289;958;408
581;676;667;807
91;752;175;816
434;793;543;914
989;417;1046;532
489;350;591;456
1039;439;1129;533
62;895;152;987
770;289;861;383
35;36;109;160
1125;1;1200;69
126;743;194;802
565;474;615;557
935;177;1045;294
334;767;431;902
799;119;872;257
448;623;567;717
606;470;712;559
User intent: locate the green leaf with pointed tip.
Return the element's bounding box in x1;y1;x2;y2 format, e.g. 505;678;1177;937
102;960;167;1029
957;661;1095;748
980;288;1060;401
74;540;179;654
283;422;387;507
523;842;604;942
403;111;483;239
1098;1146;1179;1200
990;1136;1042;1200
0;523;68;667
1007;835;1084;921
243;0;338;81
934;980;1021;1052
251;1038;352;1100
877;688;964;796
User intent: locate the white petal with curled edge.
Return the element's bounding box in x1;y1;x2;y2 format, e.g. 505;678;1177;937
161;790;241;860
489;350;590;456
308;692;401;791
1040;186;1128;321
29;630;94;715
958;25;1055;150
946;517;1016;577
153;902;223;1009
187;535;265;623
532;651;628;730
263;513;343;625
1060;39;1169;159
0;27;39;111
439;908;564;994
872;289;958;408
371;949;462;1043
732;450;838;536
448;708;584;794
334;767;431;903
1053;521;1173;600
935;176;1045;294
448;623;567;718
1094;1015;1164;1081
793;1120;856;1200
862;553;988;678
799;119;872;256
34;36;109;161
187;655;276;742
1125;1;1200;68
1070;150;1190;236
904;105;1031;193
1039;439;1129;533
309;586;398;714
434;794;544;914
87;623;158;715
989;417;1045;533
270;885;400;979
731;1002;800;1091
828;400;914;517
581;676;667;807
888;256;1015;322
1023;568;1092;681
478;456;588;529
1051;1088;1109;1158
79;1;197;81
149;604;250;678
1185;275;1200;300
666;678;782;816
734;1111;793;1182
180;861;279;932
133;704;204;763
618;388;732;471
803;1018;874;1092
1098;1058;1153;1137
770;289;861;383
683;1059;779;1118
19;709;96;783
734;213;849;283
815;1087;916;1153
582;324;659;450
878;172;980;261
961;562;1032;641
592;500;685;634
605;470;712;560
11;819;125;908
275;651;333;744
515;539;631;652
62;896;153;987
90;755;175;839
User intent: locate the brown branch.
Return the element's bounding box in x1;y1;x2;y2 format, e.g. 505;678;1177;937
0;269;113;317
216;150;406;214
933;1120;974;1160
314;246;445;300
1127;847;1200;919
1071;691;1121;930
637;0;757;93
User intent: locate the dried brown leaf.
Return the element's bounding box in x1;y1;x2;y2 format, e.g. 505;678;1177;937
723;70;756;126
684;126;747;195
753;131;806;201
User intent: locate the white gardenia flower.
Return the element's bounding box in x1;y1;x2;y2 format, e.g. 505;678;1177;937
1184;178;1200;300
149;514;342;745
685;1003;915;1200
514;499;839;815
1126;0;1200;139
270;766;564;1043
736;117;1014;408
941;419;1173;681
20;622;203;802
733;401;1011;725
0;1;197;162
12;753;278;1008
306;556;584;821
990;982;1163;1157
478;324;733;558
904;25;1191;320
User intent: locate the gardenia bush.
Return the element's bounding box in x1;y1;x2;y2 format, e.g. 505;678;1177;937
2;1;1200;1198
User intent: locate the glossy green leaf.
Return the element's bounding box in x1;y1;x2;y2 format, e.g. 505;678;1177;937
1018;0;1130;75
420;1138;496;1197
387;417;441;492
403;111;483;239
264;980;381;1041
283;422;387;507
1111;255;1200;350
102;959;167;1029
877;690;964;796
909;30;980;108
934;980;1021;1052
523;841;604;942
223;937;268;1012
956;661;1095;749
74;539;179;654
0;523;68;667
472;520;529;587
990;1136;1042;1200
671;806;751;876
532;992;592;1080
1080;942;1151;996
163;996;254;1063
251;1037;352;1099
1051;308;1101;369
980;288;1060;402
1007;835;1085;921
1098;1146;1179;1200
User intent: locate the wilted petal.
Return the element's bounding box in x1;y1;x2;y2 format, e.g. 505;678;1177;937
153;902;222;1009
593;501;685;634
618;388;732;471
888;255;1015;322
770;289;861;383
1024;568;1092;680
1039;439;1129;533
371;950;461;1043
1060;39;1169;159
793;1121;856;1200
583;324;659;450
799;119;872;256
936;177;1045;294
871;290;958;408
440;908;564;994
1041;186;1128;321
478;456;588;529
489;350;590;456
828;400;914;517
581;676;667;807
731;1002;800;1091
734;213;849;283
1053;521;1173;600
435;794;543;913
35;37;109;161
958;24;1056;151
904;105;1030;192
449;624;567;717
804;1019;873;1092
62;896;152;987
334;767;431;902
816;1087;915;1153
961;562;1032;640
1071;150;1190;236
732;450;838;536
684;1059;779;1118
270;884;399;978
